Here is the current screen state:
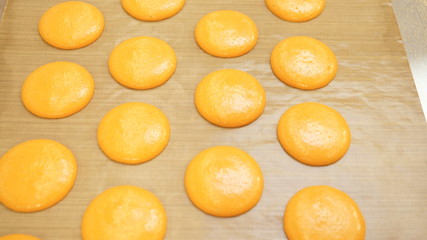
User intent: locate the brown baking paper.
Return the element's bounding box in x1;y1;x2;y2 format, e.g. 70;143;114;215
1;0;427;239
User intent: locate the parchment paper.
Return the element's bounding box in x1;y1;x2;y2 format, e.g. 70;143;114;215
1;0;427;239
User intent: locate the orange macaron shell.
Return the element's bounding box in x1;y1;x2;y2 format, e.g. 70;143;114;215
38;1;104;49
277;102;351;166
22;61;94;119
0;234;41;240
0;139;77;212
265;0;325;22
284;185;366;240
185;146;264;217
195;10;258;58
121;0;185;21
97;102;170;164
108;36;177;90
271;36;338;90
81;185;167;240
194;69;266;128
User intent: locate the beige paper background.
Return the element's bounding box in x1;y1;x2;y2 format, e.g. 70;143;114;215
1;0;427;239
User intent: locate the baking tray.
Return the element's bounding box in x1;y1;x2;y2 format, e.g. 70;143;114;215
1;0;427;239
